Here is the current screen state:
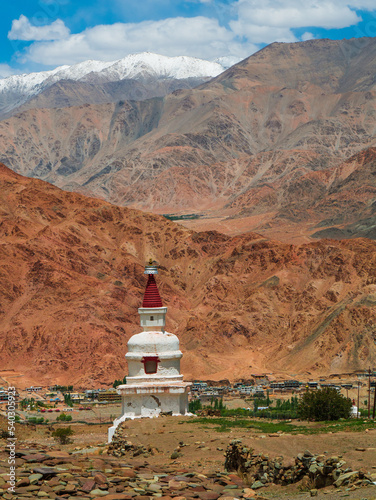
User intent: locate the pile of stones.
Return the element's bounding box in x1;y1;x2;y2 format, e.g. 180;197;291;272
225;439;375;491
108;425;157;459
0;444;270;500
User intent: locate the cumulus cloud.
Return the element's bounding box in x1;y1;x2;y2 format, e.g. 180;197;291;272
0;64;20;78
7;1;376;69
8;15;70;41
20;17;255;65
301;32;315;41
230;0;362;43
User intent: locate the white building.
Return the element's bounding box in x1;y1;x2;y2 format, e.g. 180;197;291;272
108;262;191;442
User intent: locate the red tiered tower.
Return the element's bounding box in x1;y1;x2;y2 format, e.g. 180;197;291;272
142;274;163;308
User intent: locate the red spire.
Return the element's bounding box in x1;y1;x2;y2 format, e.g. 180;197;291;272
142;274;163;307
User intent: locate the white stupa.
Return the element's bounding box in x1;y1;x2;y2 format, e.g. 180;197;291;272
108;261;191;442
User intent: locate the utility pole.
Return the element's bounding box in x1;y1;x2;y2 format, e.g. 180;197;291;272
368;367;371;419
373;377;376;420
357;381;360;419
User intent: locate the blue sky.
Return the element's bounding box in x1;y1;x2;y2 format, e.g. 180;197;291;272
1;0;376;76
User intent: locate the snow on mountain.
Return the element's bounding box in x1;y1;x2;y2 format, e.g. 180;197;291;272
0;53;225;117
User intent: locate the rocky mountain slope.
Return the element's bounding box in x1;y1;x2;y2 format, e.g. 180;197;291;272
1;164;375;387
1;38;376;241
0;52;225;118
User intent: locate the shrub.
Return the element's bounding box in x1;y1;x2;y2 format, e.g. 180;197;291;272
27;417;44;424
52;426;74;444
297;387;352;421
113;376;127;388
56;413;72;422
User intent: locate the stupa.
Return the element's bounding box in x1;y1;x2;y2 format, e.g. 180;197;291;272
108;261;191;442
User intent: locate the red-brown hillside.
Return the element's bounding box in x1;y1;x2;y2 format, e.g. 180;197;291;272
0;164;375;387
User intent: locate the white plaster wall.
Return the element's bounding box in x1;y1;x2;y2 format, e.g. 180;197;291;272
127;357;181;379
179;392;189;414
127;331;179;353
158;358;180;376
120;392;183;416
138;307;167;332
127;359;145;378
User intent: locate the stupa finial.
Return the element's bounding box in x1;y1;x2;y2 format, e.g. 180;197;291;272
144;259;158;275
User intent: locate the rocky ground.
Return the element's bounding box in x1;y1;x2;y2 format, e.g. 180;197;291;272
1;416;376;500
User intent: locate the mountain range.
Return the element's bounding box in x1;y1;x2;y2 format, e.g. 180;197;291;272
0;52;225;118
1;38;376;242
1;164;375;387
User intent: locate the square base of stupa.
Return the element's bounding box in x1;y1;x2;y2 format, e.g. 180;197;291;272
108;382;191;442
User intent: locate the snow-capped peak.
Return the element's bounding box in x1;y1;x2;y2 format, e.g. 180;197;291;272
0;53;225;93
0;52;226;116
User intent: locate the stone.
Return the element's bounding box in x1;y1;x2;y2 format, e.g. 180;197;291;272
33;467;58;479
23;454;48;463
95;473;108;484
25;485;41;491
242;488;256;498
168;480;186;491
121;470;137;479
218;498;241;500
90;489;110;497
17;478;30;487
147;483;162;492
310;489;318;496
334;471;358;488
250;481;264;490
29;473;43;484
198;492;220;500
47;451;71;458
99;496;134;500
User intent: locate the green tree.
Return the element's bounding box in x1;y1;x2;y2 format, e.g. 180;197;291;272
188;399;202;413
64;393;73;407
297;388;352;421
52;427;74;444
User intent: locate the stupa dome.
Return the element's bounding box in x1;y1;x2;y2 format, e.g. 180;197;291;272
127;331;180;354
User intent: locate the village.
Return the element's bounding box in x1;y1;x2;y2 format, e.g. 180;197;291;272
1;370;375;426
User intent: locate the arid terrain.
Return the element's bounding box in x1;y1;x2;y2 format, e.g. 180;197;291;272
1;413;376;500
0;163;376;386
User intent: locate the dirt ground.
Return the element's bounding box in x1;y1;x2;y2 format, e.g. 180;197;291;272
11;414;376;500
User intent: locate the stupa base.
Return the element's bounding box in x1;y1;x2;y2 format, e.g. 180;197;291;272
108;383;191;442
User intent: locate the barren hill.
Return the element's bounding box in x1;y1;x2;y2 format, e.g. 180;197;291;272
0;164;375;387
1;38;376;241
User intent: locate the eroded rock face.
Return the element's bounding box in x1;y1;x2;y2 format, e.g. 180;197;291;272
1;164;376;386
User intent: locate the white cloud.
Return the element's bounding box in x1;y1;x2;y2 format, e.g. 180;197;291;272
8;15;70;41
0;64;20;78
301;32;315;41
20;17;255;65
230;0;362;43
7;1;376;69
